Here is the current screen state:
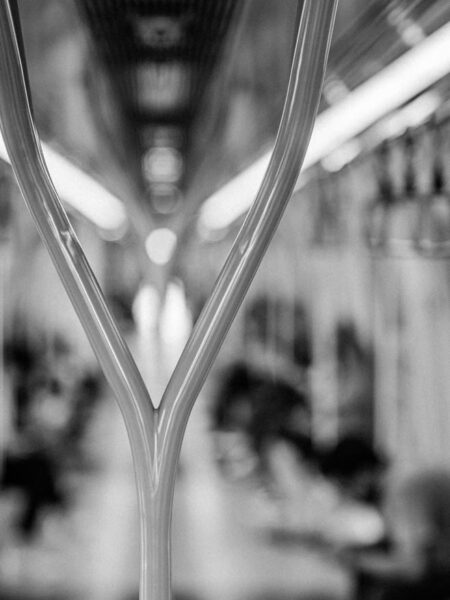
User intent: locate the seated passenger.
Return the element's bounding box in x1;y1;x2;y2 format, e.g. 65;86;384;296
211;362;260;479
320;438;450;600
263;431;336;538
256;434;384;548
1;448;65;538
352;468;450;600
318;436;386;550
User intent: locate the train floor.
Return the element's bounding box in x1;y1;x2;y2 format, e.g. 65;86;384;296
0;389;351;600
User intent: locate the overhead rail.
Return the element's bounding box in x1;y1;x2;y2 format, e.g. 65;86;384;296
200;21;450;231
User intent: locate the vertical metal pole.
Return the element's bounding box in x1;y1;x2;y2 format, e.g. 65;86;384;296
158;0;339;487
0;6;158;598
0;239;6;477
0;1;338;598
0;0;155;453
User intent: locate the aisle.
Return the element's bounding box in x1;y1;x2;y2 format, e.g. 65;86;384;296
67;386;351;600
0;392;139;600
172;392;350;600
0;383;350;600
66;397;140;600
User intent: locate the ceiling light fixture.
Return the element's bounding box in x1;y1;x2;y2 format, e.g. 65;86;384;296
322;90;441;173
200;22;450;231
145;227;177;265
134;16;183;48
0;134;128;233
143;146;183;184
137;63;188;112
149;183;182;215
369;90;442;143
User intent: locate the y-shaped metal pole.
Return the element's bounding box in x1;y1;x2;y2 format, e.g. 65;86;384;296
0;1;337;598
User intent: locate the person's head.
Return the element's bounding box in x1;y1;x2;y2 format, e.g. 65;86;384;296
278;429;319;472
319;436;386;504
212;362;259;430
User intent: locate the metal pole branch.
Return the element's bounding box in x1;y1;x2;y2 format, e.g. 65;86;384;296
158;0;339;489
0;1;338;598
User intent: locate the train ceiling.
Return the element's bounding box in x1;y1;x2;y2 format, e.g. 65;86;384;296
75;0;450;222
328;0;450;93
77;0;241;220
330;1;450;139
11;0;450;236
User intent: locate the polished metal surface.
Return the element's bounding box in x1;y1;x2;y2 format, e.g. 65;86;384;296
0;3;157;595
159;0;338;486
0;1;337;598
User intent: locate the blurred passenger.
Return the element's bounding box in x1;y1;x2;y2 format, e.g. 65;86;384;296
248;378;310;482
335;322;374;439
64;370;103;463
211;362;260;479
318;437;386;550
212;362;257;433
349;469;450;600
292;302;313;370
1;448;65;539
4;333;43;430
263;431;334;537
27;377;72;450
319;438;450;599
320;437;385;506
212;362;311;484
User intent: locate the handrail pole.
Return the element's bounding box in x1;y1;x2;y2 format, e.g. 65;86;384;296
0;1;338;598
152;7;338;597
158;0;338;467
0;1;154;428
0;4;158;588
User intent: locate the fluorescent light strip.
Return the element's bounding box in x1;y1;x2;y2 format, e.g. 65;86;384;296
321;91;442;172
0;134;127;233
368;90;442;145
200;22;450;230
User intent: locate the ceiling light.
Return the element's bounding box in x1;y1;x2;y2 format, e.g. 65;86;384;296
200;153;270;231
132;283;160;332
399;22;425;47
145;227;177;265
0;134;127;233
322;76;349;104
322;91;441;171
137;63;188;111
160;280;191;361
142;125;183;149
200;22;450;231
134;16;183;48
321;139;362;172
369;91;442;143
143;147;183;184
149;183;182;215
387;8;425;47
